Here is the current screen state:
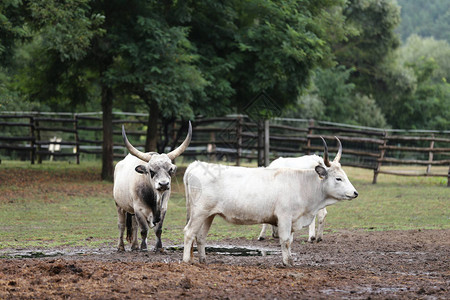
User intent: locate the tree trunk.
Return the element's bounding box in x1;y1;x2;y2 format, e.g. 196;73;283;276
145;99;159;152
101;86;114;181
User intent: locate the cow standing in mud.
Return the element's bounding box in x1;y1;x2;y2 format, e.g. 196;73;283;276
114;122;192;252
258;154;328;243
183;137;358;266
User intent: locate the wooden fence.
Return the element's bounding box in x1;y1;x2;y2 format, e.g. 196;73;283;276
1;112;449;186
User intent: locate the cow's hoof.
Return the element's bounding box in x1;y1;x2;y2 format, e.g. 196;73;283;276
118;247;125;252
199;257;207;264
283;258;294;267
257;237;265;241
153;247;165;254
307;236;315;243
316;237;323;243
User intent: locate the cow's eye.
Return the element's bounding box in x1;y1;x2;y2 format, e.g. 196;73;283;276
336;177;342;182
150;170;156;178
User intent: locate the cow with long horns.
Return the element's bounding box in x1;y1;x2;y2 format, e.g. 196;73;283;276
183;136;358;266
113;121;192;252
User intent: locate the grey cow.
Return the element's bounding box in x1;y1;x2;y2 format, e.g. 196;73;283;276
114;122;192;252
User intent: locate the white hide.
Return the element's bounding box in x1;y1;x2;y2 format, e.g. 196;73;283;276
183;160;358;266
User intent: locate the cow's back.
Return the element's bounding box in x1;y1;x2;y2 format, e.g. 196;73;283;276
268;155;324;169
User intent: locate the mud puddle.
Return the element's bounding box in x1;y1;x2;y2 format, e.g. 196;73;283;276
2;244;281;259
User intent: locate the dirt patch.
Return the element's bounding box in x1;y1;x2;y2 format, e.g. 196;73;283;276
1;229;448;299
0;168;110;203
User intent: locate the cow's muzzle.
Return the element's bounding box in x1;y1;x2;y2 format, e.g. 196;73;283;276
346;191;359;199
157;181;170;191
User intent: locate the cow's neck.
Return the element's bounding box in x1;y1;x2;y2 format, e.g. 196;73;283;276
310;180;338;215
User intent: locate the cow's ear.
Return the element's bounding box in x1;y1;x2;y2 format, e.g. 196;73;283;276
315;165;328;179
135;165;148;174
169;165;177;176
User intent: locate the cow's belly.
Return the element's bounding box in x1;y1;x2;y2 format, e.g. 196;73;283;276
215;201;276;225
218;213;276;226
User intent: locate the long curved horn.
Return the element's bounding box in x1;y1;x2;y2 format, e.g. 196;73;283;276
333;136;342;163
167;121;192;160
320;136;331;167
122;125;153;162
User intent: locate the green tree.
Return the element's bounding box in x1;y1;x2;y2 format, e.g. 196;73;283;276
108;5;206;152
187;0;343;114
334;0;401;99
0;0;30;66
13;0;112;178
397;0;450;43
284;66;387;127
387;35;450;129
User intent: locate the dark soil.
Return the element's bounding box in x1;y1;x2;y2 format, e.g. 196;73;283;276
1;229;449;299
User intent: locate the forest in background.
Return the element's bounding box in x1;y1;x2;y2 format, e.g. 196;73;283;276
1;0;449;179
397;0;450;43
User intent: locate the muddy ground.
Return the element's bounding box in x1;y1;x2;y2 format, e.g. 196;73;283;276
1;229;449;299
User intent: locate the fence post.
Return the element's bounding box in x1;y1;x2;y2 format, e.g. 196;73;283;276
74;114;80;164
257;120;264;167
29;116;35;164
373;131;388;184
426;134;434;175
35;116;42;164
264;119;270;167
306;119;314;155
236;116;242;166
447;166;450;187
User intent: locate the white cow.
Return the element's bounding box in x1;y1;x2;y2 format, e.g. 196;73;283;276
258;154;328;243
183;137;358;266
114;122;192;252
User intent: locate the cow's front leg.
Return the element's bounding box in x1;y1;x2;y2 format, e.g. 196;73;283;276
135;211;149;251
316;208;327;242
152;211;166;253
116;206;126;252
278;220;294;267
257;224;268;241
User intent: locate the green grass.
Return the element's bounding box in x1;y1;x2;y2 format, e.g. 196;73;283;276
0;197;116;248
0;161;448;250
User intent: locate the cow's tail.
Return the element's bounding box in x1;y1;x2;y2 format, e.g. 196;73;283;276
183;170;191;225
126;212;133;243
184;182;191;225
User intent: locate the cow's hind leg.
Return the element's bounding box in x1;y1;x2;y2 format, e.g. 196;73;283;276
135;211;149;251
152;211;166;253
197;215;215;263
116;206;126;252
183;215;207;263
316;208;327;242
307;215;317;243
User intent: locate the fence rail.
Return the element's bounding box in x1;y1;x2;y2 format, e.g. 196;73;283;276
1;112;449;186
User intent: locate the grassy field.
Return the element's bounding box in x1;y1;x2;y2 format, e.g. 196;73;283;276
0;161;448;250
